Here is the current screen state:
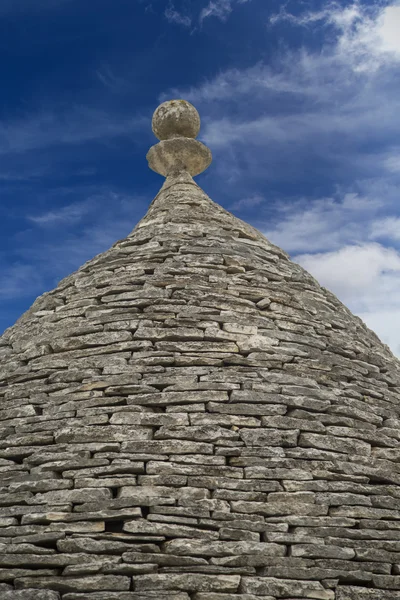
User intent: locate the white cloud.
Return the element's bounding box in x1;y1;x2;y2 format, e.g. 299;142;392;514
294;243;400;356
373;3;400;55
270;1;400;72
200;0;232;22
385;153;400;173
296;243;400;304
1;188;146;310
265;193;382;254
262;188;400;356
199;0;249;23
1;190;146;335
0;263;45;300
357;309;400;357
370;216;400;241
230;193;264;211
195;62;398;152
0;107;145;156
167;17;400;188
165;61;331;104
95;66;132;94
28;198;95;226
165;3;192;27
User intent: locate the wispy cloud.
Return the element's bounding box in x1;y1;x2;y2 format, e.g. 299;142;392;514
262;183;400;356
27;198;95;226
264;191;384;254
295;243;400;357
370;216;400;242
270;1;400;72
165;2;192;27
0;0;73;14
200;0;232;22
384;152;400;173
95;66;132;94
297;243;400;306
0;107;146;156
28;201;145;279
0;263;44;300
230;193;264;211
199;0;250;23
266;1;400;355
2;188;146;313
162;2;400;211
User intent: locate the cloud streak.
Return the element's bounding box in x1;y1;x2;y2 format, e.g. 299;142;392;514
27;198;96;226
0;188;146;316
0;107;146;156
270;1;400;71
165;3;192;27
199;0;250;23
0;0;73;15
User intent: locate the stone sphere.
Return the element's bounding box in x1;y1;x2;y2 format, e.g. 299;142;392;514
152;99;201;140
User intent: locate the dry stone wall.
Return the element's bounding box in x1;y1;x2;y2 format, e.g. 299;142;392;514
1;172;400;599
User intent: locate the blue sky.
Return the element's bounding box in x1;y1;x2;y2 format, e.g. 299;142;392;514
1;0;400;356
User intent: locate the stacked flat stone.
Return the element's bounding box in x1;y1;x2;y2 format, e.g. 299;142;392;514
0;100;400;600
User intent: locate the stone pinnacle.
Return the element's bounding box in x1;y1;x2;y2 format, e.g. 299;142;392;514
147;99;212;177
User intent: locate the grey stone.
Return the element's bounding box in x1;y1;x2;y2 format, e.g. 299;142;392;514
134;574;240;592
28;488;112;505
240;428;298;447
336;588;400;599
123;519;218;539
63;595;189;600
1;592;60;600
240;576;334;598
154;425;239;443
299;432;371;455
55;426;152;443
193;596;268;600
290;544;355;559
14;575;130;592
163;540;285;557
110;412;189;426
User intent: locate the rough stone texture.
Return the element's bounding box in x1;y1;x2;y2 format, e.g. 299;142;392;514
152;99;201;140
1;101;400;598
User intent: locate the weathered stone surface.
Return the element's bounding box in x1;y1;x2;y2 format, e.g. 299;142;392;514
122;552;207;566
55;426;152;443
63;595;189;600
124;519;218;539
290;544;355;559
1;592;60;600
193;595;270;600
164;540;285;557
122;441;213;454
240;428;298;447
336;588;400;599
240;576;334;598
134;574;240;592
14;575;130;592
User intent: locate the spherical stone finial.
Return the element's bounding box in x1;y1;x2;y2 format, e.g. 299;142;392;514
152;99;201;141
148;98;211;177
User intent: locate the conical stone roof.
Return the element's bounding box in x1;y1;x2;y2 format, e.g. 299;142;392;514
1;100;400;600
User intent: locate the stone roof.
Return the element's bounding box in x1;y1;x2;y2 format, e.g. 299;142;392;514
1;100;400;600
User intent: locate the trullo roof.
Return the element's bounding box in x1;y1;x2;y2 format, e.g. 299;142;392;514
1;99;400;600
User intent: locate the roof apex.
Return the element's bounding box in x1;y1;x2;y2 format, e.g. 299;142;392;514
146;99;212;178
